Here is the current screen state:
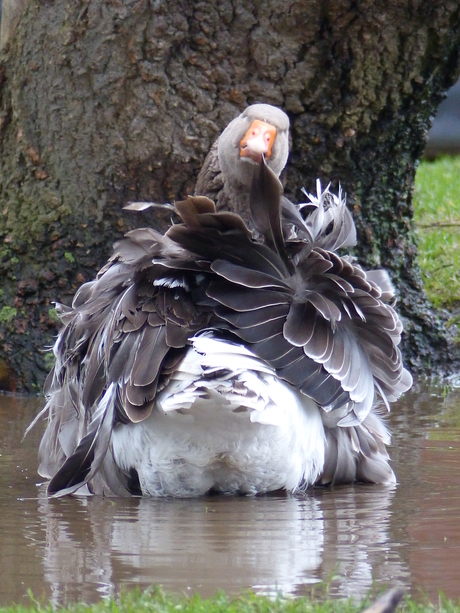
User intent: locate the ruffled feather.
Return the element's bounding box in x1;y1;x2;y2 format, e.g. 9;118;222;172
35;111;411;497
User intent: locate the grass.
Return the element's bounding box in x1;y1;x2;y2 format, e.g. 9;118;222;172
413;156;460;311
1;587;459;613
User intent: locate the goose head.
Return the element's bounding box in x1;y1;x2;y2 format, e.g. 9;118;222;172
218;104;290;187
195;104;290;222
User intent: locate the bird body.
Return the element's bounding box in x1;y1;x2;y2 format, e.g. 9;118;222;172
110;336;325;497
34;104;412;497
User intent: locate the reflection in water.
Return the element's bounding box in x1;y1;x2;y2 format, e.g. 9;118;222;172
36;486;401;604
0;382;460;606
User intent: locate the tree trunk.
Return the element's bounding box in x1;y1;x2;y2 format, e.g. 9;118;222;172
0;0;459;392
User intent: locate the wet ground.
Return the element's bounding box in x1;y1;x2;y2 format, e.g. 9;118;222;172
1;379;460;607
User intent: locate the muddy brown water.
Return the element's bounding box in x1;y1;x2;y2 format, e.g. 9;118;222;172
1;380;460;607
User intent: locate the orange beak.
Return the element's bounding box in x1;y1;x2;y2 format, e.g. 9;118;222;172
239;120;277;162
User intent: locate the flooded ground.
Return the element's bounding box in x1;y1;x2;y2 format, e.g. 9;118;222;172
1;379;460;607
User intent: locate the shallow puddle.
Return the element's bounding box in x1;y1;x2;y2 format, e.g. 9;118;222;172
1;379;460;606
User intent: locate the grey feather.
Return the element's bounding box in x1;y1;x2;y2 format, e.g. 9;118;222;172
47;384;117;497
33;103;412;497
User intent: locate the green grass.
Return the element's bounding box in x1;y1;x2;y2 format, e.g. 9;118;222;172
413;156;460;310
0;587;458;613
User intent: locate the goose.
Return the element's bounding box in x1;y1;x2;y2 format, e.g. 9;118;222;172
33;104;412;497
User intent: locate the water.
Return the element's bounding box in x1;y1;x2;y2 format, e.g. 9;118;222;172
1;380;460;606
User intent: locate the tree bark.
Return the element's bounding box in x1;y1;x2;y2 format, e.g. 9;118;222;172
0;0;459;392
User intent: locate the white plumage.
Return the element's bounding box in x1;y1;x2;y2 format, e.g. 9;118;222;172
111;336;325;497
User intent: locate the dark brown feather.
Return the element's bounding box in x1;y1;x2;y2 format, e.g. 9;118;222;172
250;157;287;261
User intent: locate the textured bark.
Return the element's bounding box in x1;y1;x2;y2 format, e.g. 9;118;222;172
0;0;459;391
